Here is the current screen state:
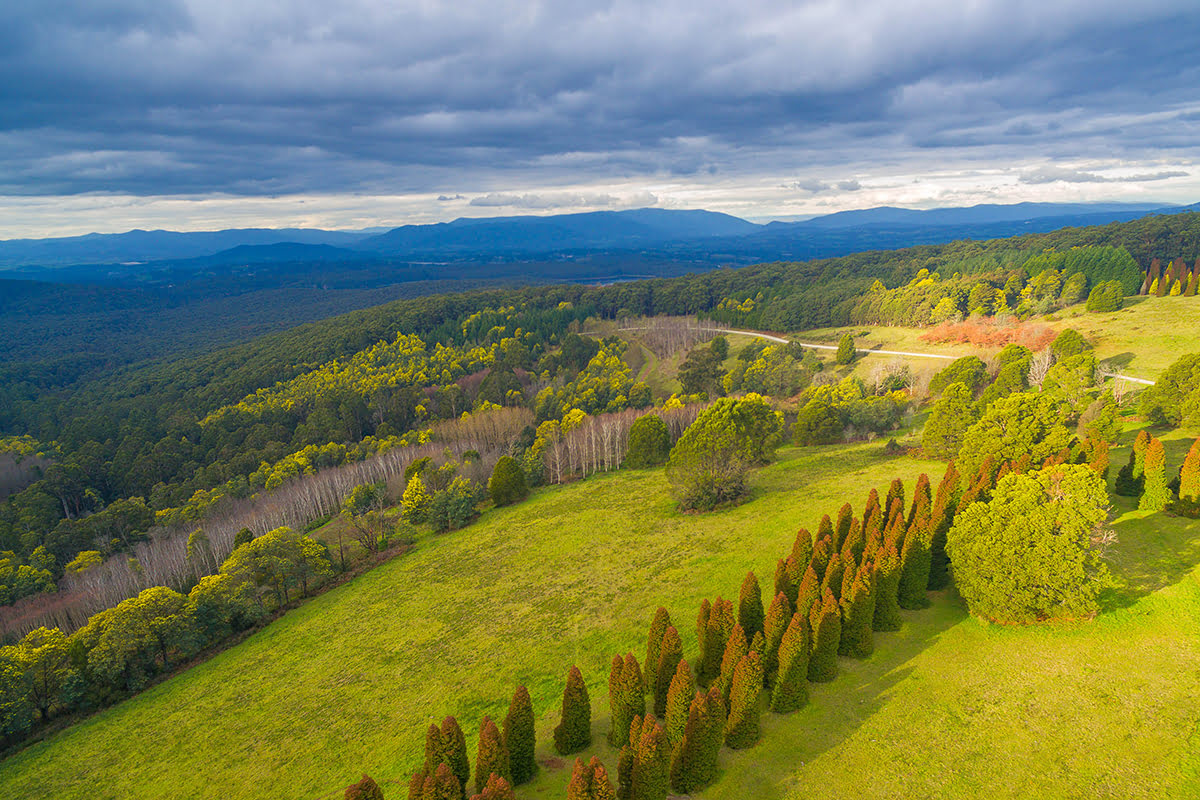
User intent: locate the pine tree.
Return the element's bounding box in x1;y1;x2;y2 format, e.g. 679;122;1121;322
872;544;903;632
345;774;385;800
554;665;592;755
653;626;683;718
770;611;810;713
762;591;793;688
474;717;510;795
670;687;725;794
608;653;645;747
898;501;932;610
724;651;763;749
1140;436;1172;511
737;571;765;641
1180;438;1200;502
425;717;470;798
807;588;841;682
663;658;695;745
469;773;515;800
716;624;747;707
834;503;854;550
503;685;537;785
644;607;670;701
839;564;876;658
431;763;462;800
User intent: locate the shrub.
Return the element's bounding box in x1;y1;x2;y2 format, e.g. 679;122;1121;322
625;414;672;469
929;356;988;395
554;665;592;755
344;774;384;800
836;334;856;365
488;456;528;507
1086;280;1125;312
948;465;1112;623
424;717;470;797
428;477;484;532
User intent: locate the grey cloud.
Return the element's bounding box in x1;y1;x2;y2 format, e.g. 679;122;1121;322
1019;166;1189;184
837;180;862;191
437;194;466;202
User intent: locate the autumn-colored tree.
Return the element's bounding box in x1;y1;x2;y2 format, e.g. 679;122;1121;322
807;588;841;682
790;527;814;576
345;774;384;800
644;607;670;701
620;715;670;800
424;763;463;800
762;591;793;688
425;716;470;798
834;503;854;550
872;544;903;632
567;757;615;800
695;597;733;686
716;624;748;707
663;658;695;745
839;564;876;658
608;652;646;748
884;479;905;527
1139;436;1172;511
469;773;515;800
810;536;832;582
770;610;810;713
737;571;765;642
653;626;683;718
474;717;510;795
503;685;537;785
772;559;794;608
1180;438;1200;502
840;518;865;566
1133;430;1150;478
821;552;846;601
669;687;726;794
794;564;821;622
554;665;592;755
1088;438;1110;480
724;651;763;749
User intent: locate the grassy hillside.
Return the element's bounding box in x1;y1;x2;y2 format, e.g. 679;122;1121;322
4;428;1200;800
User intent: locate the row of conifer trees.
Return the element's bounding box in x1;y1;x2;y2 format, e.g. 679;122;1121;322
345;435;1130;800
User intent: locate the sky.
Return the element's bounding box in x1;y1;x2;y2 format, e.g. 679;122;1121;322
3;0;1200;238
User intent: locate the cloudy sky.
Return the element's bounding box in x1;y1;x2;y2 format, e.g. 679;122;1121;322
3;0;1200;237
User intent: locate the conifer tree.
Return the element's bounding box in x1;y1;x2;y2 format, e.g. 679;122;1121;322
631;716;670;800
409;770;428;800
653;626;683;718
762;591;793;688
907;473;931;528
836;333;856;365
568;757;616;800
839;564;876;658
470;773;515;800
821;552;846;601
885;479;905;527
898;500;932;610
402;474;432;524
503;685;537;785
748;629;765;664
1139;436;1172;511
663;659;695;746
770;610;810;713
862;487;881;533
617;725;636;800
1133;430;1150;478
554;665;592;755
345;774;385;800
737;571;765;641
716;624;747;706
773;559;792;607
644;608;670;699
816;514;835;544
696;598;732;685
608;653;645;747
807;588;841;682
872;544;903;632
1187;271;1198;297
1088;438;1110;479
1149;276;1161;296
425;717;470;798
590;759;616;800
790;528;813;575
810;536;832;581
431;763;462;800
1180;438;1200;502
840;518;865;565
474;717;510;795
794;563;821;622
1114;449;1144;497
670;687;725;794
724;651;763;748
834;503;854;550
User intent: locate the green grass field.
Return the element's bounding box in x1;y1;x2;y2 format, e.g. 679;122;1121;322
4;428;1200;800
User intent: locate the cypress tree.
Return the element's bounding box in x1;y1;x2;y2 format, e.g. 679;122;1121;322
762;591;793;688
770;609;810;713
1140;436;1172;511
1088;439;1110;480
840;518;865;565
554;665;592;755
716;623;747;707
790;528;814;574
1114;449;1143;496
432;763;462;800
608;653;645;748
345;774;385;800
409;770;428;800
807;588;841;682
1133;430;1150;478
724;651;763;749
873;544;903;632
1180;438;1200;502
474;717;510;795
737;571;765;641
834;503;855;550
503;685;537;785
697;598;732;685
772;559;792;607
644;607;670;700
907;473;931;528
1187;271;1199;297
425;717;469;799
810;536;832;581
470;773;515;800
569;757;617;800
653;626;683;718
590;759;616;800
862;488;881;534
783;554;804;602
748;629;765;665
821;552;846;601
816;514;835;544
670;687;725;794
898;500;932;610
794;563;821;621
664;658;695;745
839;564;876;658
617;723;637;800
884;479;905;527
631;716;670;800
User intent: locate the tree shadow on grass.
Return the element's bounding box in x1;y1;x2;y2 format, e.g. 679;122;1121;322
1100;497;1200;611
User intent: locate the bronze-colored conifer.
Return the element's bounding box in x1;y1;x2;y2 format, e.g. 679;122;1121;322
630;716;670;800
644;607;670;700
790;527;814;572
770;610;810;713
568;758;616;800
834;503;854;550
554;665;592;755
816;513;834;544
474;717;509;795
928;460;960;590
872;544;903;632
807;588;841;682
724;651;763;749
821;552;845;601
839;563;876;658
469;772;515;800
716;623;747;707
345;774;384;800
663;658;695;745
425;717;469;799
696;598;733;685
884;478;905;527
810;536;832;581
762;591;793;688
840;518;865;565
669;687;725;794
1180;438;1200;502
653;626;683;717
898;497;932;610
409;769;428;800
737;571;765;641
503;685;537;785
431;763;462;800
794;563;821;621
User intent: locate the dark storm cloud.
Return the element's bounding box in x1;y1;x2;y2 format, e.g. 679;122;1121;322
2;0;1199;196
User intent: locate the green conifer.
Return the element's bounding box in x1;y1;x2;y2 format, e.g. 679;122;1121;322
663;659;695;746
669;687;726;794
1139;436;1173;511
716;624;747;707
724;650;763;748
762;591;793;688
794;563;821;621
503;685;537;785
554;665;592;755
789;528;814;574
474;717;510;795
816;513;835;544
928;462;960;589
810;536;832;581
608;653;645;747
839;564;876;658
653;626;683;718
425;717;469;798
630;716;670;800
872;544;903;632
696;598;732;685
345;774;384;800
644;607;670;700
1133;430;1150;478
898;500;932;610
834;503;855;550
772;559;792;607
770;610;810;712
737;571;765;641
821;552;846;601
807;588;841;682
884;478;905;527
840;518;865;565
